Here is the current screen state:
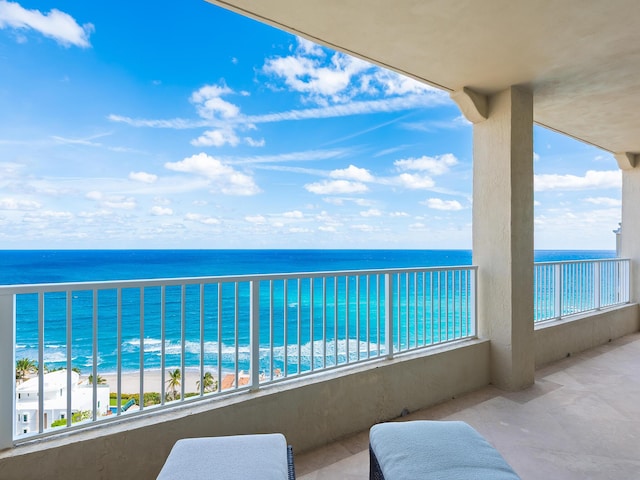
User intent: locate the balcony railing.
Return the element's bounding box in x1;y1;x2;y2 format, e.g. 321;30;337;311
2;265;477;448
534;258;630;323
1;258;631;449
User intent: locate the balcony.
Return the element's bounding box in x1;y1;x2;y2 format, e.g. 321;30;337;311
295;331;640;479
0;259;636;479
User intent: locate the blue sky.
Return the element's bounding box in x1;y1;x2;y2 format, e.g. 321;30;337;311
0;1;622;250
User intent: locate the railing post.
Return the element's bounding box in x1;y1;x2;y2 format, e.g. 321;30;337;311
250;281;260;391
0;293;15;450
554;263;562;319
470;268;477;337
594;261;601;311
622;259;630;303
384;274;394;359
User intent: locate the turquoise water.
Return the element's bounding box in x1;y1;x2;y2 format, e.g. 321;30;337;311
2;249;615;374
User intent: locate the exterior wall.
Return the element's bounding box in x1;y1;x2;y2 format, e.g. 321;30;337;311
535;304;640;368
0;339;490;480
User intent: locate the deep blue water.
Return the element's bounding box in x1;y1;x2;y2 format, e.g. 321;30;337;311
0;249;615;285
2;250;615;375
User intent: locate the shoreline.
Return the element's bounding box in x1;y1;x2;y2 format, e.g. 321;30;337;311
100;367;227;395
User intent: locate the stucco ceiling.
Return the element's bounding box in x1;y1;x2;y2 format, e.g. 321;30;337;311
207;0;640;156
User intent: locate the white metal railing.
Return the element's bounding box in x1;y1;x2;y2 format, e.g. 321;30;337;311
534;258;630;323
2;265;477;447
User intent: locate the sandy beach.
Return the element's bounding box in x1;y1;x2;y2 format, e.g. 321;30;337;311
101;369;210;395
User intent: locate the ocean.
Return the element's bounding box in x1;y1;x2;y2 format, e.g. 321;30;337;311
3;249;615;376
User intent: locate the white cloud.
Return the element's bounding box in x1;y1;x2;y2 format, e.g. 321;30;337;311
409;223;427;230
360;208;382;217
102;196;136;210
305;179;369;195
0;1;94;48
0;197;41;210
584;197;621;207
423;198;463;211
151;206;173;216
263;43;370;104
86;191;102;201
85;191;136;209
351;224;377;232
77;209;112;218
262;36;446;106
282;210;304;218
289;227;311;233
190;83;240;120
185;213;220;225
23;210;73;221
534;170;621;191
191;128;239;147
533;152;540;162
395;173;435;189
296;37;325;57
245;215;266;224
371;69;440;96
390;211;409;217
329;164;375;182
394;154;458;175
318;225;336;232
165;153;260;196
129;171;157;183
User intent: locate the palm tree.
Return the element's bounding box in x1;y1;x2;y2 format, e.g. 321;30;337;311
15;358;37;383
88;374;106;385
196;371;217;393
166;368;181;400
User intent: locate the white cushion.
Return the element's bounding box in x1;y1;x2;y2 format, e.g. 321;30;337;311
157;434;289;480
370;421;520;480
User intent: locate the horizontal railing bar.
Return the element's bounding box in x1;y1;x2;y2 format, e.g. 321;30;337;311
534;258;629;267
0;265;479;294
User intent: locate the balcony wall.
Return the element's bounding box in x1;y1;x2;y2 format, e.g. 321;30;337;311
1;304;637;479
0;339;490;480
535;304;639;367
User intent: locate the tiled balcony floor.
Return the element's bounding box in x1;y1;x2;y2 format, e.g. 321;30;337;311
295;332;640;479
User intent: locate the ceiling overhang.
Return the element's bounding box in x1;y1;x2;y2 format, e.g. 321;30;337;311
207;0;640;156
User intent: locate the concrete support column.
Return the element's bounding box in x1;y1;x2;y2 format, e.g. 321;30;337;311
453;86;535;391
617;153;640;303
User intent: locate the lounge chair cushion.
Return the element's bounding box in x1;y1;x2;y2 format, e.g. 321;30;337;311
369;420;520;479
157;433;290;479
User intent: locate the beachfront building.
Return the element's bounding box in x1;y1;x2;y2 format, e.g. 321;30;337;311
15;370;110;436
1;1;640;478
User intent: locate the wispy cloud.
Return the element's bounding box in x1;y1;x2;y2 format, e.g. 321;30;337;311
225;149;349;165
52;134;144;154
400;115;470;132
584;196;621;207
0;1;93;48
